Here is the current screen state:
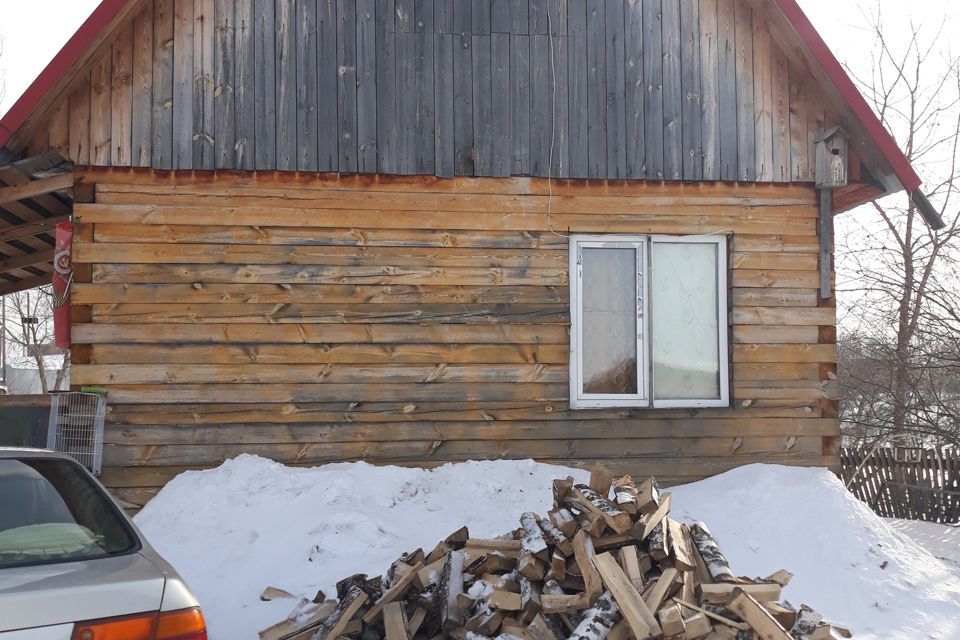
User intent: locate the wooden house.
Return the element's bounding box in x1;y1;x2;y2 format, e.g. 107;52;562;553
0;0;940;509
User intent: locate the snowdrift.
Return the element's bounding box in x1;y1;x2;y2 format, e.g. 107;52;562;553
134;456;960;639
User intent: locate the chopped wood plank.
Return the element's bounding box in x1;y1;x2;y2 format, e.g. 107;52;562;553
362;561;425;622
688;522;736;583
383;601;409;640
568;591;622;640
572;530;603;604
569;484;632;533
639;493;672;540
727;588;792;640
642;567;678;612
698;582;781;605
589;462;614;498
592;553;660;639
314;586;368;640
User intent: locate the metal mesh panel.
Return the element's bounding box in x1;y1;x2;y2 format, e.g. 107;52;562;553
46;392;106;475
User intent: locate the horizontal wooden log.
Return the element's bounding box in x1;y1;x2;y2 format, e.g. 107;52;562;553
89;343;569;365
0;215;70;243
104;401;823;425
74;242;569;268
74;204;818;235
730;253;817;271
72;363;569;385
90;223;570;248
733;344;837;364
101;418;839;445
730;288;818;307
101;436;825;466
90;263;569;286
0;248;56;273
83;169;819;201
731;326;820;344
97;454;838;488
0;274;52;296
73;283;568;305
733;362;820;381
731;235;819;253
731;270;820;289
733;307;836;326
86;303;569;324
73;323;570;344
0;172;73;205
84;382;570;403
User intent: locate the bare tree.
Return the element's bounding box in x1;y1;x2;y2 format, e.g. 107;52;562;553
1;288;70;393
836;8;960;448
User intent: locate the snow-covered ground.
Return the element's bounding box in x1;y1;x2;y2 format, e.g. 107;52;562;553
886;518;960;575
134;456;960;640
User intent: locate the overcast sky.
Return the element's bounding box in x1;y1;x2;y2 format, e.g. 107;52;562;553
1;1;957;117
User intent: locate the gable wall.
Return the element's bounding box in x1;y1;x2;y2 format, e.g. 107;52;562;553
29;0;828;181
70;168;840;508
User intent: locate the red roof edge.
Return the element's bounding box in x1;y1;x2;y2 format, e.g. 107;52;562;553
775;0;922;193
0;0;130;152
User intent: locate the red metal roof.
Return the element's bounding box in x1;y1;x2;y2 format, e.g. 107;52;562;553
0;0;924;195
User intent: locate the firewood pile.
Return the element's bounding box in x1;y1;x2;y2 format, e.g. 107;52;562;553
260;465;845;640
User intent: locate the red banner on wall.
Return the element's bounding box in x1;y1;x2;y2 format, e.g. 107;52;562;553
53;222;73;349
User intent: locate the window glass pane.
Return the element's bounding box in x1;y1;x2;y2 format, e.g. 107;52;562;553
581;247;638;395
651;242;721;400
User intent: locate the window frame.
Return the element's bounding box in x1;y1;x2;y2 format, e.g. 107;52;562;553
569;233;730;410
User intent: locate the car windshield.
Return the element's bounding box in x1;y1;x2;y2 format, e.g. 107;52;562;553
0;458;138;569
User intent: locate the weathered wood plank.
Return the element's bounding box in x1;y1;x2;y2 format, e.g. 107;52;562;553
605;0;626;178
529;35;550;176
567;0;588;178
699;0;719;180
338;0;359;172
642;0;663;179
194;0;216;169
253;0;276;169
111;24;134;166
376;0;399;172
68;72;92;165
213;0;236;169
133;1;156;167
294;0;319;171
398;33;418;173
435;33;456;177
90;50;113;165
789;74;810;181
716;0;736;180
509;34;531;175
752;9;772;181
472;35;494;175
734;0;754;180
274;0;296;170
510;0;529;34
680;0;702;180
491;0;511;33
453;33;475;175
585;1;606;178
623;0;644;179
772;43;791;182
357;0;379;172
661;0;682;180
491;33;512;177
234;0;256;169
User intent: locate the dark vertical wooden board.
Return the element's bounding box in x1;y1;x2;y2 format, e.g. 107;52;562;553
491;33;512;176
510;0;529;34
213;0;236;169
699;0;720;180
294;0;319;171
642;0;663;179
716;0;736;181
172;0;194;169
661;0;682;180
376;0;398;173
234;0;256;169
152;0;174;170
680;0;702;180
90;50;112;166
585;0;606;178
547;0;568;36
789;73;810;181
68;72;92;166
194;0;216;169
397;34;418;173
253;0;276;169
550;33;570;177
567;0;588;178
357;0;379;172
396;0;415;32
338;0;359;172
509;34;531;175
492;0;512;33
414;0;436;174
435;0;454;33
132;1;155;168
734;0;754;181
472;35;494;175
530;0;548;34
752;10;772;182
529;35;550;176
604;0;626;178
435;34;456;177
473;0;491;34
319;0;340;171
623;0;644;179
772;42;791;182
453;0;472;33
453;33;475;175
275;0;297;171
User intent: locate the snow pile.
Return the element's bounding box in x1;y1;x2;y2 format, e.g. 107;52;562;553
886;518;960;575
135;456;960;640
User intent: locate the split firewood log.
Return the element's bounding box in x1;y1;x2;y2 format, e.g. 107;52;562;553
689;523;737;583
567;591;622;640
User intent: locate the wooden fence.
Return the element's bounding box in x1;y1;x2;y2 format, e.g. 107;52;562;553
840;447;960;524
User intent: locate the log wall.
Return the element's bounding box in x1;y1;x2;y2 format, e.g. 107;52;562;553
71;168;840;508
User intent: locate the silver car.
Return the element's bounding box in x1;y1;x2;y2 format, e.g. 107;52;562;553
0;448;206;640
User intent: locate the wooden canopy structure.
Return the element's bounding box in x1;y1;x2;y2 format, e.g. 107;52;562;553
0;152;73;296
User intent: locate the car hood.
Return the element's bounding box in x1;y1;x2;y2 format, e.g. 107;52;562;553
0;552;165;632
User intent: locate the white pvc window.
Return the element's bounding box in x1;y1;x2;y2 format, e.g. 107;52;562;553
570;234;729;409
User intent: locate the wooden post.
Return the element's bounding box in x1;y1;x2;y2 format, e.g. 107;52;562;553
819;188;833;300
